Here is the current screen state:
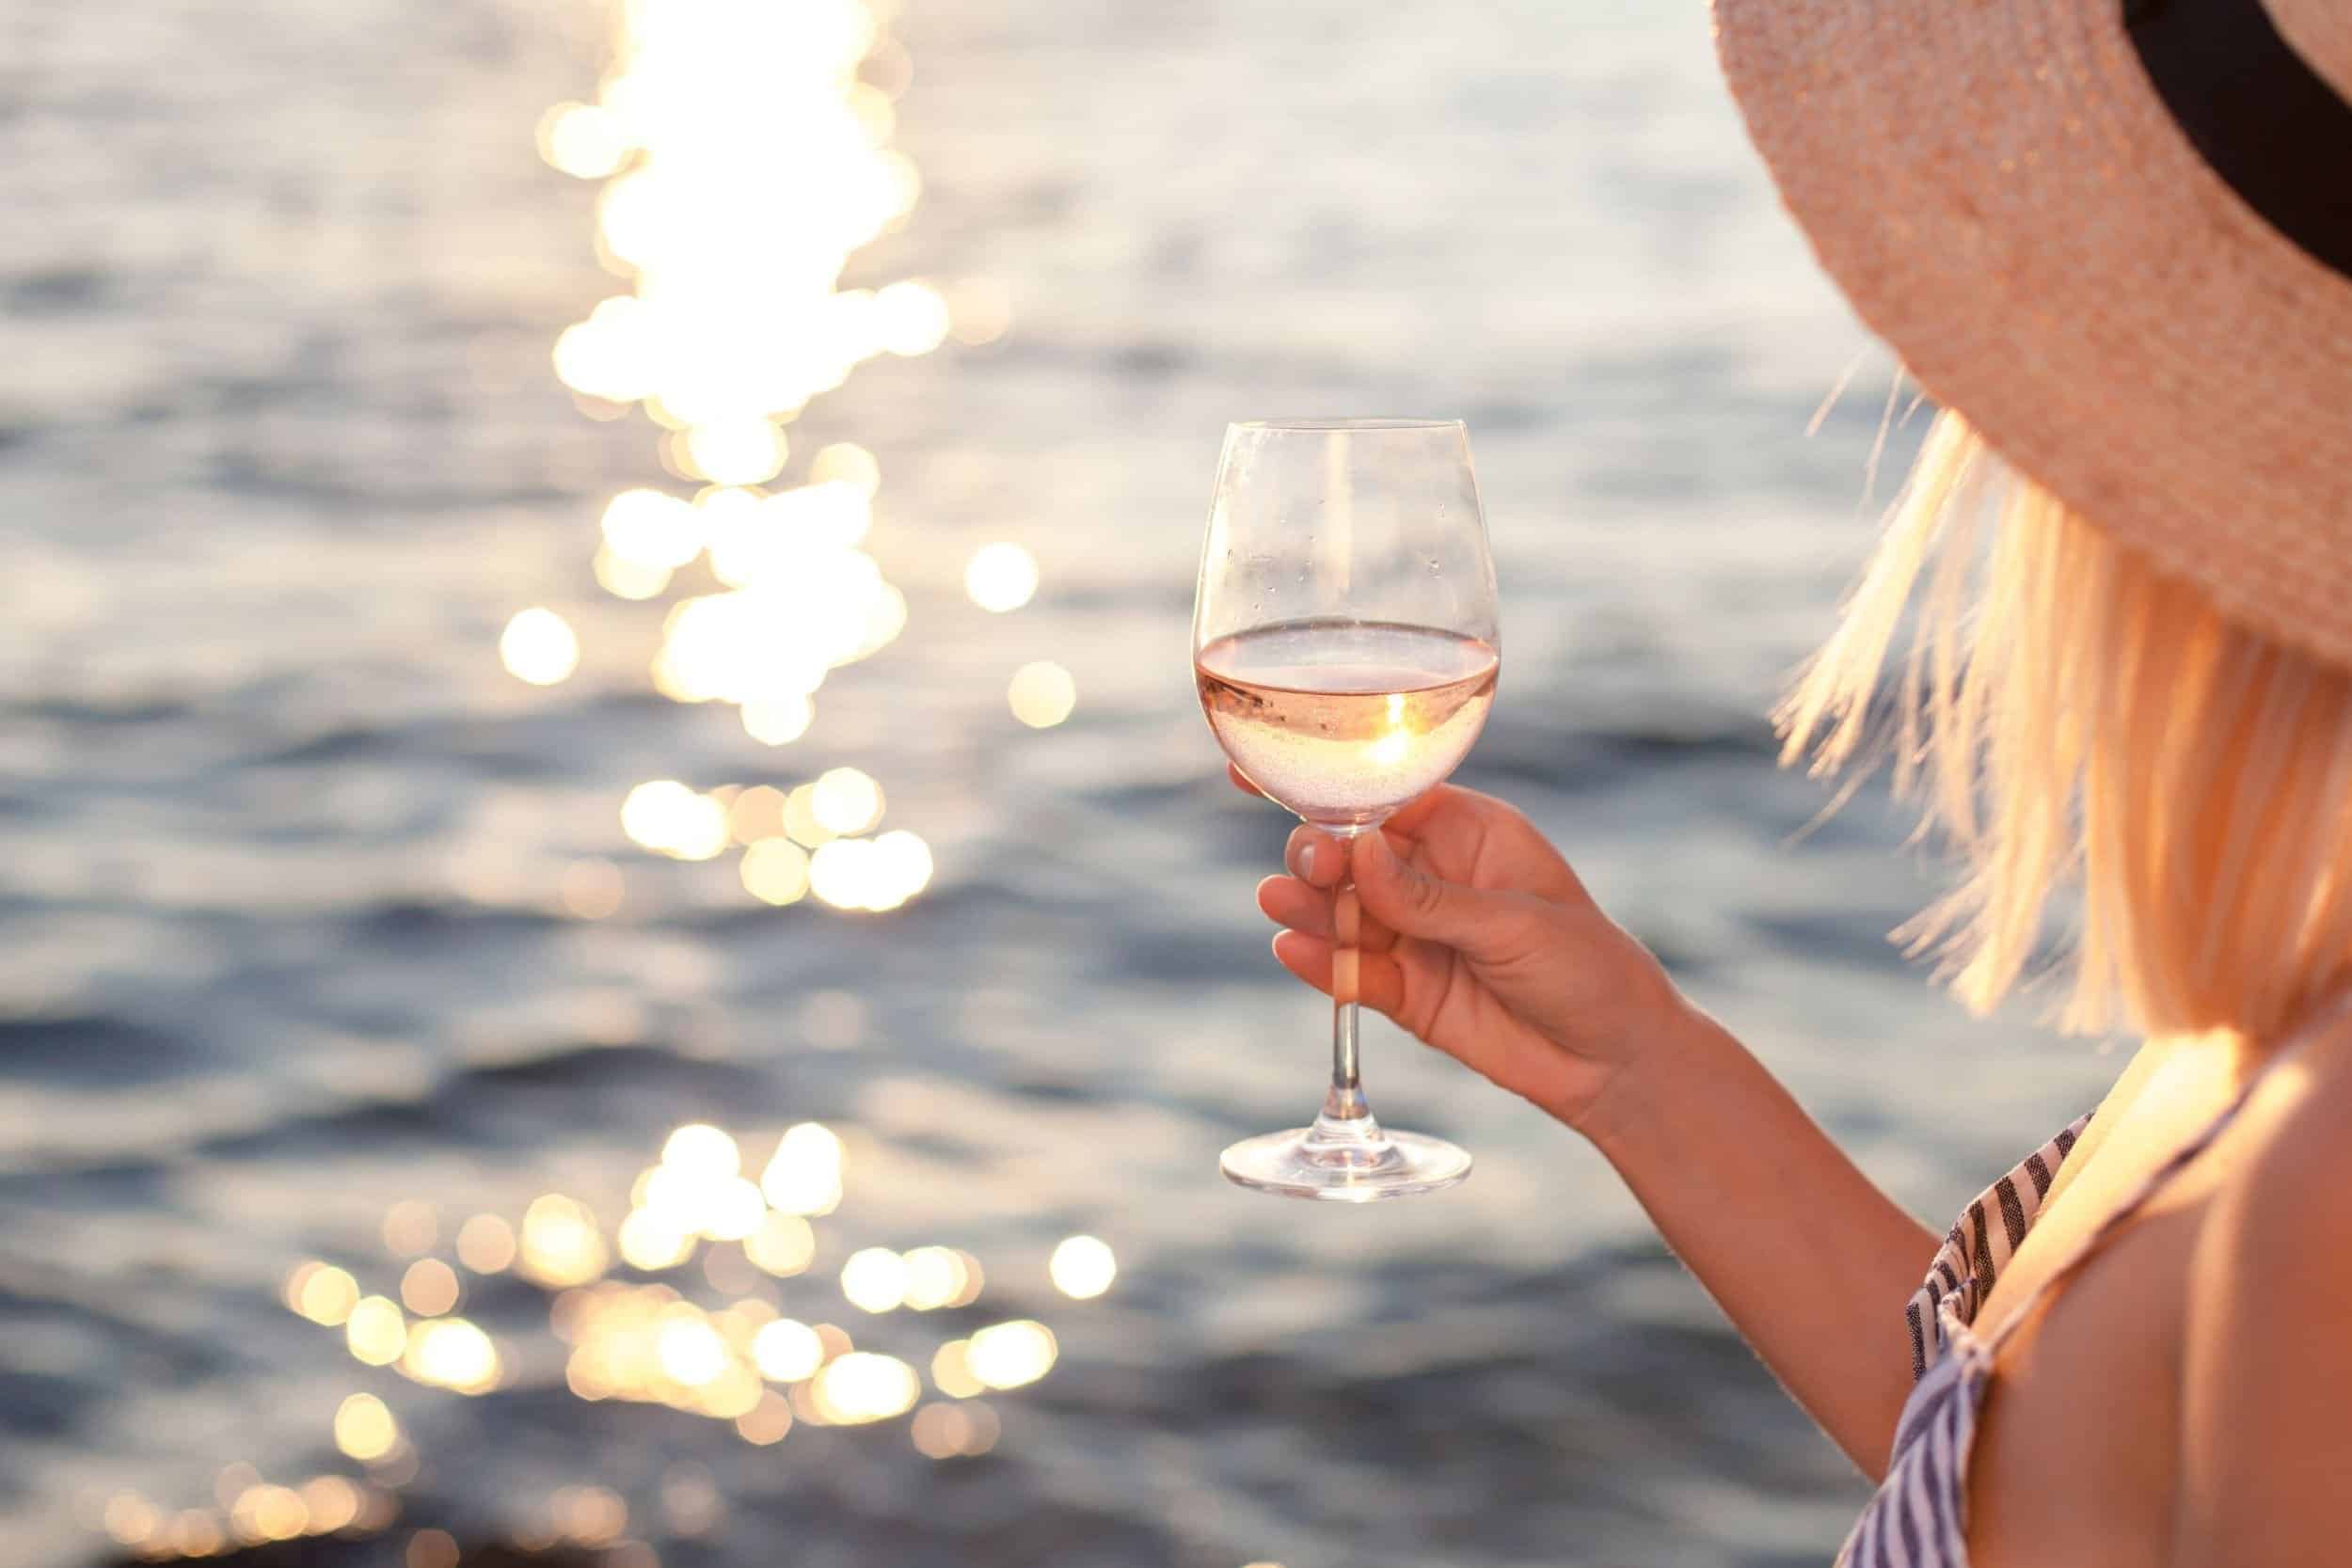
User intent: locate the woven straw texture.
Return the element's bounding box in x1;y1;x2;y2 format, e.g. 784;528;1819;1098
1712;0;2352;672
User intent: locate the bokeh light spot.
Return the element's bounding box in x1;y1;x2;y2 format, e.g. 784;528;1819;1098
745;1211;816;1276
783;784;836;847
873;280;950;356
616;1206;697;1272
963;543;1039;612
657;1315;729;1386
740;837;812;905
899;1245;967;1311
946;277;1013;346
333;1393;398;1462
559;858;626;919
399;1258;461;1317
601;488;701;569
406;1528;461;1568
735;1390;794;1446
838;1247;908;1313
345;1296;407;1366
1049;1234;1118;1299
500;608;581;686
928;1339;984;1400
760;1122;844;1216
751;1318;824;1383
290;1263;359;1327
809;1352;920;1424
742;696;816;746
728;784;788;843
170;1511;225;1558
808;442;881;498
964;1320;1057;1390
1009;661;1077;728
103;1493;157;1547
403;1317;500;1394
297;1477;360;1534
518;1194;609;1288
382;1200;437;1258
621;781;732;861
662;1124;740;1180
685;420;787;486
810;767;883;835
594;546;673;601
911;1399;999;1457
537;102;632;179
454;1213;516;1275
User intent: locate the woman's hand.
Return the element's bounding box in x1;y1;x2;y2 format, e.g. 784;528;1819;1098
1247;768;1947;1471
1243;767;1685;1133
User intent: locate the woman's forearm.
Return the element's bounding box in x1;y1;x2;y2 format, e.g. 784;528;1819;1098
1572;1001;1934;1477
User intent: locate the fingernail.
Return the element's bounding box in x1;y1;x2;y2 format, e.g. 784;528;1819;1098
1296;843;1318;879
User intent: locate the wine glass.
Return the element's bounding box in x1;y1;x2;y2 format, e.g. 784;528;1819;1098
1194;419;1501;1200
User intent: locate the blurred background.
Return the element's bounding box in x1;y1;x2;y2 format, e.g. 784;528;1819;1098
2;1;2119;1564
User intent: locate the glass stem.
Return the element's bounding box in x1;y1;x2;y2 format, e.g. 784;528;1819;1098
1311;871;1383;1148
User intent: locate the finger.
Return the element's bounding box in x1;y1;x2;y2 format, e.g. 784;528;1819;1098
1282;825;1349;888
1227;764;1263;798
1256;875;1400;952
1351;827;1534;954
1379;786;1586;907
1269;931;1407;1017
1380;781;1534;844
1256;875;1333;939
1380;783;1465;840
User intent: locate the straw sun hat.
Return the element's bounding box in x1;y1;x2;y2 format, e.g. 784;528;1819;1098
1712;0;2352;669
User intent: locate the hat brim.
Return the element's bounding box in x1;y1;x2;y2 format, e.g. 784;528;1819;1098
1713;0;2352;669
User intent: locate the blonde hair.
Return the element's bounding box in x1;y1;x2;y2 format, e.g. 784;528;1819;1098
1781;408;2352;1042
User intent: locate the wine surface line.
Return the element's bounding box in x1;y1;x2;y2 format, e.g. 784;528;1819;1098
1196;619;1498;830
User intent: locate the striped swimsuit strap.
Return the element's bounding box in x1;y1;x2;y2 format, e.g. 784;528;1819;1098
1903;1116;2091;1379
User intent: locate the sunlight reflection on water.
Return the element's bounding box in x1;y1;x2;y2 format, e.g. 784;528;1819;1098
515;0;1038;921
107;1114;1111;1561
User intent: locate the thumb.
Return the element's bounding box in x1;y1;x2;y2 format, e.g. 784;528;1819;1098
1349;830;1511;954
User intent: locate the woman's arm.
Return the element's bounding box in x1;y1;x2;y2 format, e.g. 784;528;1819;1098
1579;1001;1937;1476
1252;776;1932;1475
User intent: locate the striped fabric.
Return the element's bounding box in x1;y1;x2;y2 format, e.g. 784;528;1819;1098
1835;1117;2094;1568
1900;1116;2094;1382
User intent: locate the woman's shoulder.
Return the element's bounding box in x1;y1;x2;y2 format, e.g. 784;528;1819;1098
2212;1028;2352;1245
2166;1022;2352;1558
2192;1020;2352;1297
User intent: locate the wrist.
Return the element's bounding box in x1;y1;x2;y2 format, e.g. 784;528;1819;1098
1564;995;1740;1164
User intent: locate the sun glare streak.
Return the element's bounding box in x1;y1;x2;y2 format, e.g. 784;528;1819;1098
541;0;1005;913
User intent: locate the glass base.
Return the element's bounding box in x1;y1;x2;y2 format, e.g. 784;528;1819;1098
1219;1123;1471;1201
